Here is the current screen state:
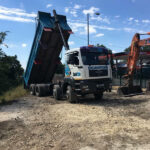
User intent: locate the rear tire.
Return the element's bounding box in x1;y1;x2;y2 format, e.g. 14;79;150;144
53;85;62;100
66;85;77;103
30;84;35;95
35;85;43;97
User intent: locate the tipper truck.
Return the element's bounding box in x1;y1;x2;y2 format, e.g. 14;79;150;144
24;10;113;102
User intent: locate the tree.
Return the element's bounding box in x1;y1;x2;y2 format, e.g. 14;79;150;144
0;32;8;57
96;44;112;53
124;45;150;52
124;46;131;52
0;31;24;94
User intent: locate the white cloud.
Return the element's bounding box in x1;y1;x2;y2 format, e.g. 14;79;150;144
142;19;150;23
80;25;97;35
70;10;77;17
68;22;117;34
91;15;110;24
0;5;36;23
74;4;81;9
65;6;80;17
22;43;27;47
0;14;34;22
135;19;139;23
97;26;116;31
46;4;52;8
83;7;99;15
128;17;134;21
123;27;146;33
82;7;110;24
95;33;104;37
115;15;120;18
65;7;69;13
68;41;75;45
123;27;134;32
0;5;36;17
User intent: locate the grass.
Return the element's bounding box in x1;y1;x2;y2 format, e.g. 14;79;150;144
0;85;28;104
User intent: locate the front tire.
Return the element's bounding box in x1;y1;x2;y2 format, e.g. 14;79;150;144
66;85;77;103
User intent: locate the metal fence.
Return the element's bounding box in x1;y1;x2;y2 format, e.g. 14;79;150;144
112;65;150;88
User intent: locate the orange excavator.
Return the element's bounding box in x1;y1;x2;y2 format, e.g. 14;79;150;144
117;32;150;95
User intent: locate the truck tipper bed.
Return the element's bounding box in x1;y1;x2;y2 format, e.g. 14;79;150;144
24;11;72;89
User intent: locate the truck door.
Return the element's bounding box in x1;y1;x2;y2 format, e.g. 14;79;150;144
67;52;82;80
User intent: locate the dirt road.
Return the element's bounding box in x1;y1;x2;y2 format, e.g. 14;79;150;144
0;91;150;150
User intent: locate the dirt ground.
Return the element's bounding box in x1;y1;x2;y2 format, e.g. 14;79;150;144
0;91;150;150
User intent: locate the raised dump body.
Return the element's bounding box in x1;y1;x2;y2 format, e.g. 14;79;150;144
24;11;71;87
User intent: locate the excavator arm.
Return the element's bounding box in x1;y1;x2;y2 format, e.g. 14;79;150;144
118;32;150;95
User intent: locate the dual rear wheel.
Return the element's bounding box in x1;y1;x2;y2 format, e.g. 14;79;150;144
29;84;50;96
52;85;76;103
30;84;103;102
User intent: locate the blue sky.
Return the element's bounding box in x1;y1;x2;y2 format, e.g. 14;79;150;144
0;0;150;68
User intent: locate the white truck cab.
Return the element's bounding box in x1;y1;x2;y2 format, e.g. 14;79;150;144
62;46;112;102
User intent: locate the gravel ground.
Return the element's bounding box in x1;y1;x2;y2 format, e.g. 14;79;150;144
0;91;150;150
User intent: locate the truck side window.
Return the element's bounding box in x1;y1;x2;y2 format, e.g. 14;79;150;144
68;52;79;65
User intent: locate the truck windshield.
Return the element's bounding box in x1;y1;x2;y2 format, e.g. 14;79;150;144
81;47;108;65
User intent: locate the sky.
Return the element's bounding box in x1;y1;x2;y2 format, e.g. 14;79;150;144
0;0;150;69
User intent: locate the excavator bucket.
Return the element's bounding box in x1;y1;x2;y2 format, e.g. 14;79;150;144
117;86;142;96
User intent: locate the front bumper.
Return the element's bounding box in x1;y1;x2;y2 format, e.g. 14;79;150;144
73;78;112;94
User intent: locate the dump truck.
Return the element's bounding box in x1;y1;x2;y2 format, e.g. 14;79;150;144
24;10;113;102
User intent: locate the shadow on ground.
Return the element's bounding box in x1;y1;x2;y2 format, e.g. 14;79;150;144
77;93;148;107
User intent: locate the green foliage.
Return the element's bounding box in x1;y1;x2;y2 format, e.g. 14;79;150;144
0;85;28;104
0;31;24;95
0;32;7;44
124;46;131;52
96;44;106;48
124;46;150;52
96;44;112;53
0;31;8;57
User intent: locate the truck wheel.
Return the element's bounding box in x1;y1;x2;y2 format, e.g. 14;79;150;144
66;85;77;103
30;84;35;95
35;85;42;97
94;92;103;100
53;85;62;100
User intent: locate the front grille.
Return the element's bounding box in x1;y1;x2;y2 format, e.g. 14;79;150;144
89;69;108;77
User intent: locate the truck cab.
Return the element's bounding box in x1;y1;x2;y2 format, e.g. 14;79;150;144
62;46;112;102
